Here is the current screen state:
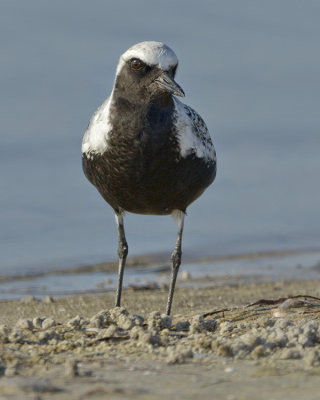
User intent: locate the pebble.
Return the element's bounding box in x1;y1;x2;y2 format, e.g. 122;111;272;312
38;330;60;343
147;311;172;330
192;333;212;350
251;345;265;359
41;318;56;330
117;314;134;330
8;328;24;344
103;324;118;337
67;315;88;330
33;317;44;329
132;314;144;326
0;324;10;337
2;305;320;379
130;326;145;340
219;322;235;334
166;348;193;364
5;365;18;377
43;295;55;303
265;328;288;348
238;331;261;350
137;330;161;346
15;318;34;330
175;320;190;331
109;307;129;321
189;315;217;334
89;314;105;329
280;348;302;360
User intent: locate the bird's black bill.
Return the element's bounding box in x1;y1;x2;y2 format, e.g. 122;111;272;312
155;72;185;97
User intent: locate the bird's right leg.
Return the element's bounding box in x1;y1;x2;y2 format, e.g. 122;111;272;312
114;212;128;307
166;211;185;315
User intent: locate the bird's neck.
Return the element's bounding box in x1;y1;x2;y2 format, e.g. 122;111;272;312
110;90;174;119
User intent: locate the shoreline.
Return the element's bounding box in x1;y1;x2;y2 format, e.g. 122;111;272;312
2;247;320;280
0;247;320;302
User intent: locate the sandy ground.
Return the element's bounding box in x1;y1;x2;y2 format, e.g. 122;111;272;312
1;277;320;399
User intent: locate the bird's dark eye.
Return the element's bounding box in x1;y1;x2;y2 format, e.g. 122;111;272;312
130;58;144;71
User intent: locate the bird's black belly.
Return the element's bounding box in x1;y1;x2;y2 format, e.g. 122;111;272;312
83;98;216;215
82;141;215;215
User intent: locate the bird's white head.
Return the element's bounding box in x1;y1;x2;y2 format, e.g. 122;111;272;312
114;41;184;99
116;41;178;76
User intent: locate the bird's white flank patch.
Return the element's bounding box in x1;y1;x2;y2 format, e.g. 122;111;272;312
82;96;113;158
173;97;216;163
116;41;178;76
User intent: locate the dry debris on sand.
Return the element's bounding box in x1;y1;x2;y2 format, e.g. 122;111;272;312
1;280;320;399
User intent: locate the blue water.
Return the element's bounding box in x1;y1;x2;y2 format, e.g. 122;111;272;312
1;250;320;301
1;1;320;276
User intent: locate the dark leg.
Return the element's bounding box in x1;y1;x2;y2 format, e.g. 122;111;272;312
166;211;185;315
115;212;128;307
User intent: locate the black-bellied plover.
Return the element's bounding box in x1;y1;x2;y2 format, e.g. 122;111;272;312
82;41;217;315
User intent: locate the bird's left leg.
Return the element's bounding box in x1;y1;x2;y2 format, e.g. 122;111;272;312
115;212;128;307
166;211;185;315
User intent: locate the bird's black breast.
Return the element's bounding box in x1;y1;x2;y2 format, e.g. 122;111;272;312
82;98;216;215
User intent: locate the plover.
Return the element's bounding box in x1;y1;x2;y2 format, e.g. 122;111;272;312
82;41;217;315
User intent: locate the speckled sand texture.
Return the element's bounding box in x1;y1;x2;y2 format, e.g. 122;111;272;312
1;280;320;399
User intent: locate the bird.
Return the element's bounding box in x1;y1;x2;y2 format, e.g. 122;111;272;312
82;41;216;315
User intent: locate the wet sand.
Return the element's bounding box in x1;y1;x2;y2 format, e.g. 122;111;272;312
1;277;320;399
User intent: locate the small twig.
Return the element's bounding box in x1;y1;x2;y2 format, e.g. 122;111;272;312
203;295;320;319
203;307;234;318
247;295;320;308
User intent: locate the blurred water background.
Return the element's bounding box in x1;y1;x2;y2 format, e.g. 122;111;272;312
1;1;320;285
